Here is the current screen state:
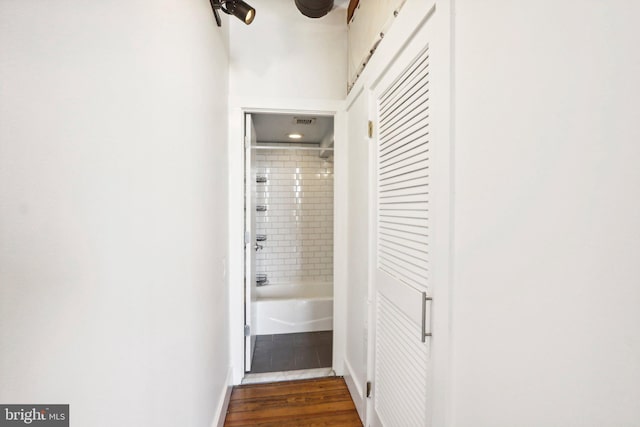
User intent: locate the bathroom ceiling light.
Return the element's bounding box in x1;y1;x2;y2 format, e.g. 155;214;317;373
210;0;256;27
288;133;303;139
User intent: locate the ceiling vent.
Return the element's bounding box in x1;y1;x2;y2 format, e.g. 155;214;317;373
295;0;334;18
293;117;317;125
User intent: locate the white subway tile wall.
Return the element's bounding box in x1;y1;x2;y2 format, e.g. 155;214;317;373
254;149;334;284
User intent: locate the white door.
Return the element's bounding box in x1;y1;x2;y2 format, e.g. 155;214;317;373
244;113;258;372
368;11;435;427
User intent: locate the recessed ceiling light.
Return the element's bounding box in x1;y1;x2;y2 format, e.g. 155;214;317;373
288;133;303;139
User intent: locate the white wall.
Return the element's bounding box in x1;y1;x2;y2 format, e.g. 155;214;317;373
0;1;231;426
452;1;640;426
229;0;347;101
226;0;348;383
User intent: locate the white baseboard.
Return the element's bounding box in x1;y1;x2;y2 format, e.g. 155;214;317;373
210;367;233;427
343;359;365;423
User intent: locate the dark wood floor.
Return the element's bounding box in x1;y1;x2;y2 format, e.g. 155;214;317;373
223;377;363;427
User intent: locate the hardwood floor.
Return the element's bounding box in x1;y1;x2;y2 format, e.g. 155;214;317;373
223;377;363;427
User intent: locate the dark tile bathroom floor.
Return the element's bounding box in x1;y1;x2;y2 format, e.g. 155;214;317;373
249;331;333;373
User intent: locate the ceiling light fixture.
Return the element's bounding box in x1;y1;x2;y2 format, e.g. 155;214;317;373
288;133;303;139
210;0;256;27
295;0;334;18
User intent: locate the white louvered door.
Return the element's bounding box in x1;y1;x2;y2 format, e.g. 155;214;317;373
370;26;434;427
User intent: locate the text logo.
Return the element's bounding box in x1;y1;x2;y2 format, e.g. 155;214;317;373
0;405;68;426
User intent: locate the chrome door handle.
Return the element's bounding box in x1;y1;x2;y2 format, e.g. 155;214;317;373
422;292;433;342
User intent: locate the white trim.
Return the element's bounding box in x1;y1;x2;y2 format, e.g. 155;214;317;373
228;102;247;385
366;85;378;427
343;358;366;423
210;367;233;427
429;2;453;426
332;105;348;378
228;97;347;384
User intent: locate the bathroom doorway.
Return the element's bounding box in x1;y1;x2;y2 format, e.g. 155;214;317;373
243;112;335;380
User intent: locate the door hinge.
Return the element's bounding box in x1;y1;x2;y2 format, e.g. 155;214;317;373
366;381;372;398
244;325;250;336
368;120;374;138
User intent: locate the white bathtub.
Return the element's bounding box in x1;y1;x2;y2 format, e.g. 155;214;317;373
254;282;333;335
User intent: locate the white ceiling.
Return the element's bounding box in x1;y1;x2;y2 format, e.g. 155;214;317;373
252;113;334;144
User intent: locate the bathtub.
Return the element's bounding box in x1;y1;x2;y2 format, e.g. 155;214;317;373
254;282;333;335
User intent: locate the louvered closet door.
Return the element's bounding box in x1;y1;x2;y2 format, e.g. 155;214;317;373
372;42;433;427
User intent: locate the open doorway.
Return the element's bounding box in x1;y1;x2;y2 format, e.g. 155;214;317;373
243;112;335;381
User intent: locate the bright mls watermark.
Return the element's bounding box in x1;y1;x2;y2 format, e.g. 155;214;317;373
0;405;68;426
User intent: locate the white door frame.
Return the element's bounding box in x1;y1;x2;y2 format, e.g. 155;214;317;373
244;114;258;372
228;99;347;384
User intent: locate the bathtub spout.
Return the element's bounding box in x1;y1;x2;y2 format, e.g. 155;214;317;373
256;279;269;287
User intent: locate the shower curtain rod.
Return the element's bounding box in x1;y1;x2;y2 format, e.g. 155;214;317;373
253;145;334;152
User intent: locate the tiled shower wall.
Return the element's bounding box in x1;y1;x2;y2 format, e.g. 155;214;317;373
254;147;334;284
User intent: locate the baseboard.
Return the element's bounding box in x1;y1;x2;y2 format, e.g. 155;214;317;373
210;367;233;427
343;359;366;422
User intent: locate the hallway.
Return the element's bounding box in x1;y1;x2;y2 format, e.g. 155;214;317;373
223;377;362;426
2;1;640;426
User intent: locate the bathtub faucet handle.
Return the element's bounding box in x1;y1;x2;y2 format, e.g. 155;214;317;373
254;243;263;251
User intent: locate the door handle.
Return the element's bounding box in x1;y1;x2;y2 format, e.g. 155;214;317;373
422;292;432;342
